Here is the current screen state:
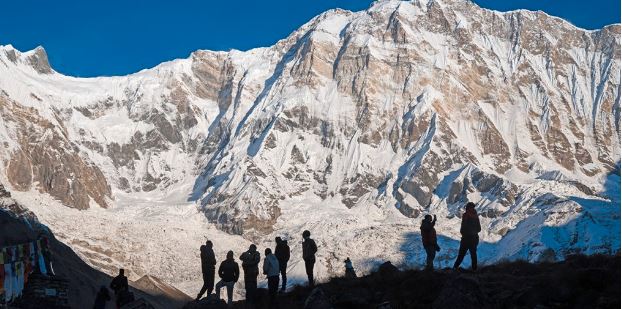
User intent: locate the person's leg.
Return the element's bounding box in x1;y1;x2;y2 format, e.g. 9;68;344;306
250;281;257;306
207;268;215;295
280;262;287;291
226;281;234;304
243;275;254;308
215;280;224;300
250;276;258;305
267;277;274;305
197;273;208;300
425;246;436;270
305;259;315;286
469;242;478;270
268;276;279;308
453;239;468;269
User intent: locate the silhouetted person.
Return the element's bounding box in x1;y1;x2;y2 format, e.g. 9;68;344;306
93;286;110;309
344;257;357;279
421;214;440;270
302;230;317;286
240;244;261;307
197;240;217;300
263;248;280;308
274;237;290;292
109;269;129;295
453;202;481;271
215;250;239;305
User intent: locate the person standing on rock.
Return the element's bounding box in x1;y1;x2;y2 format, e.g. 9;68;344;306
453;202;481;271
274;237;290;292
240;244;261;307
302;230;318;286
215;250;239;305
263;248;280;308
196;240;217;300
421;214;440;270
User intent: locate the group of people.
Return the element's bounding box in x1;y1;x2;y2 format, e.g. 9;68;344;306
94;202;479;308
193;201;480;307
196;230;317;308
420;202;482;270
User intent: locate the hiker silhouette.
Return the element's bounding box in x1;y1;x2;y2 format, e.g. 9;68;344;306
240;244;261;306
110;269;130;308
301;230;317;287
421;214;440;270
344;257;357;278
215;250;239;305
263;248;280;308
109;268;128;294
453;202;481;271
274;237;290;292
197;240;217;300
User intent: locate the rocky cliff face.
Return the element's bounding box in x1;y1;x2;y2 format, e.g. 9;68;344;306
0;0;619;276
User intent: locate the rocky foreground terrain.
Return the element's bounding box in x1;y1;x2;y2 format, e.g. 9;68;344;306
184;254;620;309
0;0;619;296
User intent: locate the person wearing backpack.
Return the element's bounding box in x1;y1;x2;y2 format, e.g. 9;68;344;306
274;237;290;292
453;202;481;271
301;230;317;286
420;214;440;270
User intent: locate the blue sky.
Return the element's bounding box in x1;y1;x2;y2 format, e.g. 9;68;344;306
0;0;619;77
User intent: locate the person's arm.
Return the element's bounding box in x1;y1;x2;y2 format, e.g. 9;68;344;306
285;246;290;262
234;263;240;282
218;262;224;278
262;259;268;275
460;214;466;235
432;215;437;225
312;240;318;254
209;250;216;265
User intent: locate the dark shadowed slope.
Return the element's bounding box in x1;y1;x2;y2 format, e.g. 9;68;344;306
183;254;620;309
0;184;190;309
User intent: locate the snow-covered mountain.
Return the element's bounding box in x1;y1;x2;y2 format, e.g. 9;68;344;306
0;0;619;298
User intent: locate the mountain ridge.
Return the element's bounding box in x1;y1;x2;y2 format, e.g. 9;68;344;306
0;0;619;298
2;0;620;78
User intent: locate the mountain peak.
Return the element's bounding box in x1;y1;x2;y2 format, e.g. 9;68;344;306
24;46;53;74
0;45;53;74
